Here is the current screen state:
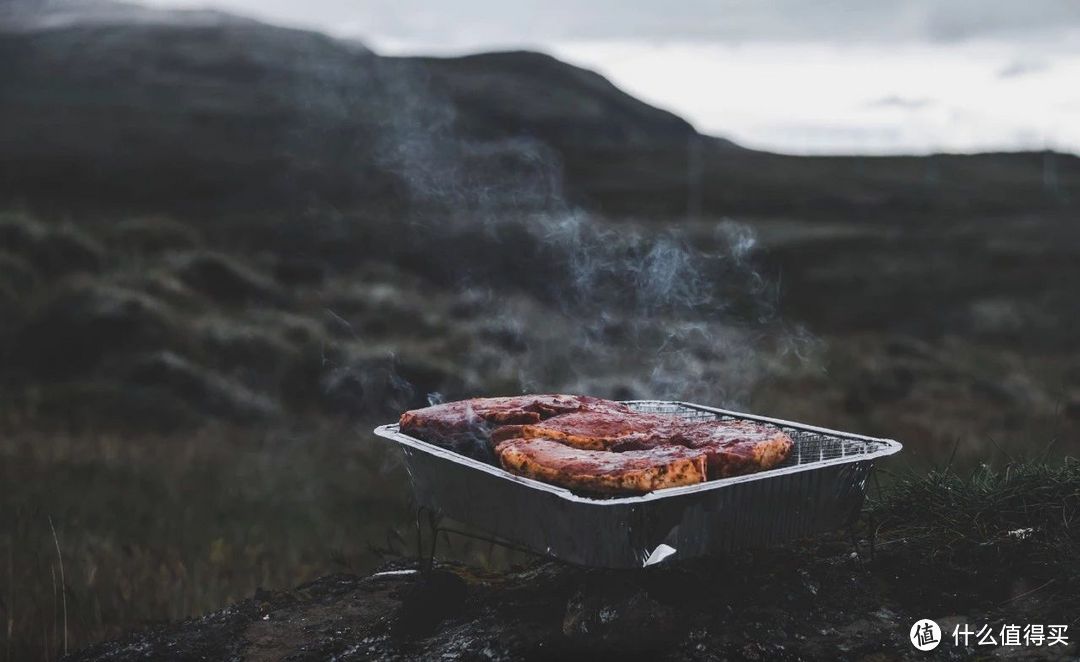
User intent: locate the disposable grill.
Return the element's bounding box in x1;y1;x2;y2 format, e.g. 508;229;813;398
373;400;902;568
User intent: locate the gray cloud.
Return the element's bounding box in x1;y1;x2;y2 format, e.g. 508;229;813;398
134;0;1080;50
997;59;1051;79
867;96;934;110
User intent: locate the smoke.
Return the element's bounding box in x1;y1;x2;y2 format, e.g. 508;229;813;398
319;54;810;411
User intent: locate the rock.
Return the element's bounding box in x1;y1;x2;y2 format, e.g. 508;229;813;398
125;350;277;422
12;281;175;379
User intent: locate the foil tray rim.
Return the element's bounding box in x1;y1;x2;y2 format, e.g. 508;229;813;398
372;400;902;506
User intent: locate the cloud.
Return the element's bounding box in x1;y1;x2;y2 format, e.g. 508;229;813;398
866;96;934;110
997;59;1051;78
134;0;1080;51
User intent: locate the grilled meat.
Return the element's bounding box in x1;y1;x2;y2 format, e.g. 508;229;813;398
399;395;794;492
492;411;794;478
491;410;680;449
399;395;629;458
674;419;794;477
495;437;708;495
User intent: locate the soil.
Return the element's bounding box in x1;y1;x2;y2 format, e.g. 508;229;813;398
68;534;1072;661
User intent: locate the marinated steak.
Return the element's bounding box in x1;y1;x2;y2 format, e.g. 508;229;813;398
490;410;681;450
399;395;629;458
398;395;794;493
492;411;794;478
674;419;794;478
495;437;708;494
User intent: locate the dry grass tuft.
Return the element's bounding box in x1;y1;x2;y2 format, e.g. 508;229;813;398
0;424;413;661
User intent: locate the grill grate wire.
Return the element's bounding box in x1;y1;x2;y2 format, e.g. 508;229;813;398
626;400;888;468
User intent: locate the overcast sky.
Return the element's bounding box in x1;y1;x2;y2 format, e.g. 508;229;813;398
139;0;1080;154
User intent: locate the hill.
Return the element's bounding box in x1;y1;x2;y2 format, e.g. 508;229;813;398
3;1;1079;218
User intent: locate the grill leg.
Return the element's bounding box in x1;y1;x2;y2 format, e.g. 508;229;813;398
849;519;877;561
414;507;423;566
413;509;547;573
414;506;442;577
847;508;877;561
867;509;876;561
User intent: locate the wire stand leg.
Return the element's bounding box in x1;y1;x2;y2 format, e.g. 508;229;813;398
414;505;442;578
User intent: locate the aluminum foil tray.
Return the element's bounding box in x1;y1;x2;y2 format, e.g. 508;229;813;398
373;400;902;568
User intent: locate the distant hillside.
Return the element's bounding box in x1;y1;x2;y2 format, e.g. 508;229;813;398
408;50;705;148
1;1;1079;218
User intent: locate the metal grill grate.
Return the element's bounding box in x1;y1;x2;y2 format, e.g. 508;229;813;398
625;400;889;468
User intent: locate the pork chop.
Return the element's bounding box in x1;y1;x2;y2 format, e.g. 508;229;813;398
491;411;793;478
673;419;794;477
399;394;630;457
489;410;678;450
495;437;708;495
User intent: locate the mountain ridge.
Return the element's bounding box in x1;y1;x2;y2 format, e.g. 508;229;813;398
1;1;1078;218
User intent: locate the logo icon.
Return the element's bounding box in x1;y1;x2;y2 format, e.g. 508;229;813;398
911;619;942;651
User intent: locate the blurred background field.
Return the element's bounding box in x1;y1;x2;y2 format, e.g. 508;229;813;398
2;1;1080;658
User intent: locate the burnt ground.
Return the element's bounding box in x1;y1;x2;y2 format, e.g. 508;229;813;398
65;537;1072;662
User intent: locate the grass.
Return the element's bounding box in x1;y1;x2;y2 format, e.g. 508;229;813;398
0;423;415;662
870;460;1079;569
865;459;1080;622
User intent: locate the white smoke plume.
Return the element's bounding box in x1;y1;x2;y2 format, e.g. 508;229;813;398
321;55;812;411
